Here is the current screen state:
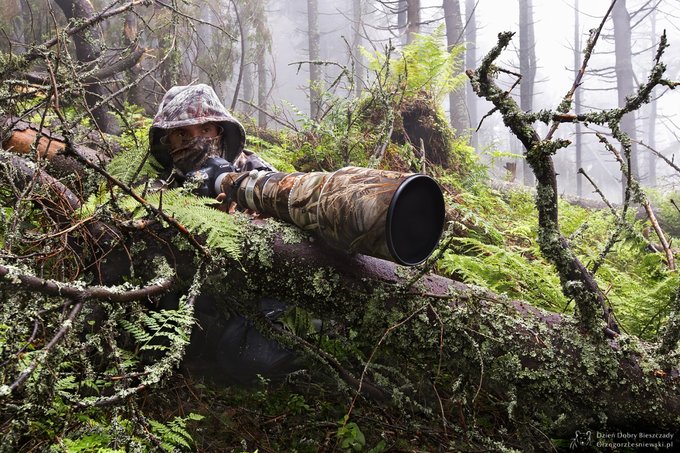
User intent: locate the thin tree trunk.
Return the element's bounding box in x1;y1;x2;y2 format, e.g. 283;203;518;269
397;0;407;44
242;43;255;117
464;0;478;150
574;0;583;197
123;12;147;111
53;0;120;134
405;0;420;44
231;0;245;111
519;0;536;186
647;10;657;187
443;0;468;134
257;48;267;128
352;0;363;97
156;3;180;92
612;0;639;198
307;0;321;120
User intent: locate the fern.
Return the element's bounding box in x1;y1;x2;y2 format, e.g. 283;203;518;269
439;237;566;311
108;108;159;185
362;24;466;103
119;188;243;260
106;143;160;186
120;306;193;353
148;413;204;452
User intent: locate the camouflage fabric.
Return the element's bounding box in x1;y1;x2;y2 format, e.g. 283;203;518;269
149;84;246;172
168;135;222;175
219;167;444;265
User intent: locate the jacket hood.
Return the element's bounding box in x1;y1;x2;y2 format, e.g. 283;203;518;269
149;84;246;171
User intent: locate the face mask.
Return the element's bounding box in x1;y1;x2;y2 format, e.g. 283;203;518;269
168;135;222;174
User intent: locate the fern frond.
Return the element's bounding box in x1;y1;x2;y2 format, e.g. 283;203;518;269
121;189;243;260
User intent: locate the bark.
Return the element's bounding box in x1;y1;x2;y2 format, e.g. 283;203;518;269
1;115;109;181
405;0;420;44
464;0;478;150
122;12;147;111
53;0;120;135
257;47;267;128
574;0;583;197
230;0;245;111
647;10;658;187
307;0;321;120
156;3;180;91
519;0;536;186
612;0;639;191
352;0;363;97
443;0;468;134
397;0;407;44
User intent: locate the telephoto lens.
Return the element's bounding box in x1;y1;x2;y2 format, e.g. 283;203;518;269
218;167;445;266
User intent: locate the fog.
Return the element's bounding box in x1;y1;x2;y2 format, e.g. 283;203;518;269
3;0;678;203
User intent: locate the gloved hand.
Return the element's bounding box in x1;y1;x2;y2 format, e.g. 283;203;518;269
185;157;236;198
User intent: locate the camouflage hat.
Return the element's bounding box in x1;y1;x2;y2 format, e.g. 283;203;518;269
149;84;246;171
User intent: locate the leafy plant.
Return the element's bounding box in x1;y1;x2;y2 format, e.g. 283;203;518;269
148;413;204;452
119;306;192;354
362;24;466;104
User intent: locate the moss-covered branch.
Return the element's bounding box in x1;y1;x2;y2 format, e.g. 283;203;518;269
467;34;614;334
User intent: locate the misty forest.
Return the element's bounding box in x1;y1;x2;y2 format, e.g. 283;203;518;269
1;0;680;451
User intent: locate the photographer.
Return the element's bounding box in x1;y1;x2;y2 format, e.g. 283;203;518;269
149;84;297;384
149;83;274;188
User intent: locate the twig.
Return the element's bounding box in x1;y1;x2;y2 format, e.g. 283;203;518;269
345;302;430;422
636;139;680;174
577;168;616;216
597;133;675;270
1;0;149;77
5;299;83;394
0;263;174;303
63;144;209;257
238;99;299;131
0;319;40;368
671;199;680;216
544;0;618;141
642;200;675;270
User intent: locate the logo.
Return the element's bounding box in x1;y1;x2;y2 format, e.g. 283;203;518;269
570;430;592;450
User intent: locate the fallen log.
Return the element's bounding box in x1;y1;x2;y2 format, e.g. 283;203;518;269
191;217;680;435
1;115;111;192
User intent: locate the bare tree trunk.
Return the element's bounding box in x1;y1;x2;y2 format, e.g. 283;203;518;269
231;0;245;111
53;0;120;134
465;0;478;150
19;0;39;47
155;3;180;93
612;0;639;197
122;12;147;111
307;0;321;120
352;0;363;98
574;0;583;197
242;39;255;116
257;47;267;128
519;0;536;186
397;0;407;44
405;0;420;44
647;10;658;187
443;0;468;134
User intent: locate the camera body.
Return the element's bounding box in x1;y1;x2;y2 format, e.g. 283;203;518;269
186;156;236;197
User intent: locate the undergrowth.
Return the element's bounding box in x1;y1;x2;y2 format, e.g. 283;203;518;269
436;183;678;340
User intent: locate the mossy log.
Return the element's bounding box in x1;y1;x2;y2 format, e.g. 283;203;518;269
189;217;680;435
